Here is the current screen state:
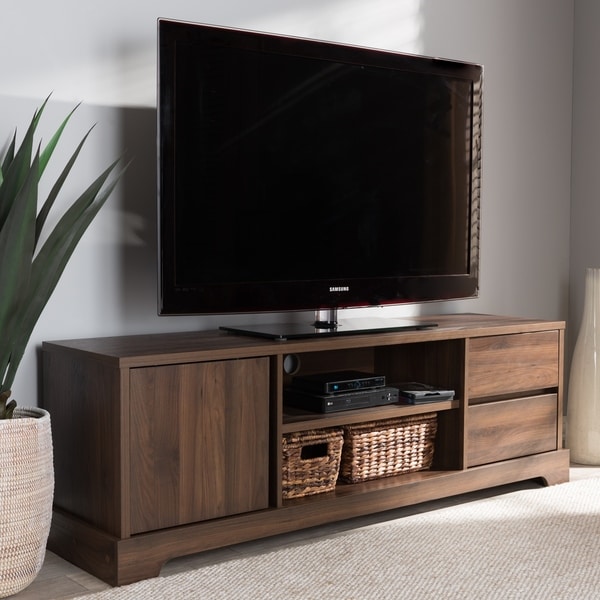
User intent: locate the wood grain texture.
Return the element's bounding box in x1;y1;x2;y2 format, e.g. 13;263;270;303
42;352;128;537
42;313;568;586
129;358;270;533
467;394;558;467
467;331;559;398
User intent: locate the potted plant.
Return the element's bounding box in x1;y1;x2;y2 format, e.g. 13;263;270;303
0;97;125;597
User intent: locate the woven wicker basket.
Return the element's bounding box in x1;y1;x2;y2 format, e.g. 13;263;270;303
0;407;54;598
339;413;437;483
282;427;344;499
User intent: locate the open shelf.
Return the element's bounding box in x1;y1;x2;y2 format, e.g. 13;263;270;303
282;399;459;432
282;468;459;507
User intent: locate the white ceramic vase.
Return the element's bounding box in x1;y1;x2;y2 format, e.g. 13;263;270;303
567;267;600;464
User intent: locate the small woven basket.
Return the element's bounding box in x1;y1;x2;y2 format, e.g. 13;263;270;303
0;407;54;598
282;427;344;499
339;413;437;483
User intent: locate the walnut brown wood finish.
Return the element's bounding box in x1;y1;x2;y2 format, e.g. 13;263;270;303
467;331;560;398
467;394;558;466
42;314;569;586
129;358;270;533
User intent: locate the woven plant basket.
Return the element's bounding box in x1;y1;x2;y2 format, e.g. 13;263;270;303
0;407;54;598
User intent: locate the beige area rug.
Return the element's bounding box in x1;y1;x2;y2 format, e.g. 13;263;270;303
74;478;600;600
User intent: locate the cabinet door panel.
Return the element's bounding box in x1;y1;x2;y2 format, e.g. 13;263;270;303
130;357;270;534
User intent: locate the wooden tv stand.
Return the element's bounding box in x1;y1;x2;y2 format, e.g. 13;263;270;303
42;313;569;586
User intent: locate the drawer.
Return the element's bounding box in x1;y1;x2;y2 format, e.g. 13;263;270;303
466;394;557;467
468;331;559;398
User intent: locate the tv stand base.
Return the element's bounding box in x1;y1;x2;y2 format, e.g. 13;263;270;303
48;451;569;587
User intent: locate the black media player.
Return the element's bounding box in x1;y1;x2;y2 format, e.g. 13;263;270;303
284;386;399;413
292;370;386;395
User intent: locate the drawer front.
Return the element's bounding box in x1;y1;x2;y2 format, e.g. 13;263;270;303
466;394;557;467
468;331;559;398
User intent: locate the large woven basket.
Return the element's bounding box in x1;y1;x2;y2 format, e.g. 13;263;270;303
282;427;344;499
0;407;54;598
339;413;437;483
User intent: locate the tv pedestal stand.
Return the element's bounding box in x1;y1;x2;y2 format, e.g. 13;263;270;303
313;307;339;329
43;313;569;586
220;308;438;340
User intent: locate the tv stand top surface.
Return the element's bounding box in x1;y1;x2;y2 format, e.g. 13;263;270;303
42;313;565;369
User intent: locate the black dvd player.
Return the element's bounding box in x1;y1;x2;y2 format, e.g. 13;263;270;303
284;386;399;413
292;370;385;395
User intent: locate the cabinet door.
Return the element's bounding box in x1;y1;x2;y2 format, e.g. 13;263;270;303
130;357;270;534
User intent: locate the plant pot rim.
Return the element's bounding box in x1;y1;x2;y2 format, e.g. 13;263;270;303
2;406;50;422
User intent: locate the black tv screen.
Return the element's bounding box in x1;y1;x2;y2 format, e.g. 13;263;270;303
158;19;483;324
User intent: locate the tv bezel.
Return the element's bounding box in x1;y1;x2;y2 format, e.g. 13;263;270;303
157;19;483;324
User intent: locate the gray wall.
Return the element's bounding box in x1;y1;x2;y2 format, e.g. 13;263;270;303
570;0;600;361
0;0;574;405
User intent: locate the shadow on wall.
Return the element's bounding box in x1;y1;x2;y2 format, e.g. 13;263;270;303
115;103;314;333
118;105;161;324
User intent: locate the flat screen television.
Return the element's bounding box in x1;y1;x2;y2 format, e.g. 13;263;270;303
157;19;483;339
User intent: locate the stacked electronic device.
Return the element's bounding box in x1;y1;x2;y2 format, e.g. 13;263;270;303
284;370;396;413
284;370;454;413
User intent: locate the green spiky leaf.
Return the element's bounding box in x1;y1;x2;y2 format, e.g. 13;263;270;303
0;98;127;418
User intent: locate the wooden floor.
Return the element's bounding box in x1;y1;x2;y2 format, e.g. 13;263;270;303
9;464;600;600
